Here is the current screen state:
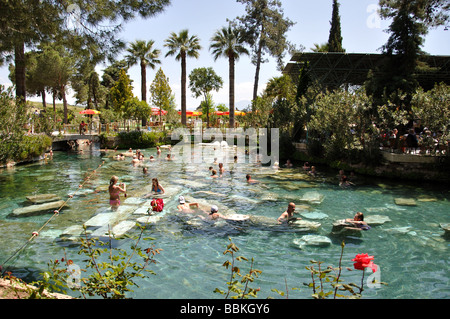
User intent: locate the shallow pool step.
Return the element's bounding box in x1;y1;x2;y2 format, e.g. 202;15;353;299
11;200;66;217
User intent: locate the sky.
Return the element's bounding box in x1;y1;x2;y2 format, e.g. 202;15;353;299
0;0;449;111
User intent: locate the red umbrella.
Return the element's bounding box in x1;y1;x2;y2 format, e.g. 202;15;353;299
151;107;167;115
178;110;194;116
222;111;246;116
79;109;100;115
178;111;202;116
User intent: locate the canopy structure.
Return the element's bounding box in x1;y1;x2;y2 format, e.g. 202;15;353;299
283;52;450;90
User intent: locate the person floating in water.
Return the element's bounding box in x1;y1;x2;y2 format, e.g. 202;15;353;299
177;195;199;213
339;175;355;188
109;175;127;210
218;163;225;176
308;166;317;177
211;169;219;178
208;205;227;220
277;202;299;224
246;174;259;184
284;159;293;168
345;212;370;230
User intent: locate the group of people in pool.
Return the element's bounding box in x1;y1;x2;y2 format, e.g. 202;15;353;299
108;149;369;227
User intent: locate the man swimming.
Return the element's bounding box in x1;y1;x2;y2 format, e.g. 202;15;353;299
208;205;226;220
177;196;199;213
277;202;299;224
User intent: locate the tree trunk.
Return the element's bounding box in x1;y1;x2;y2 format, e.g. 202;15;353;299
141;61;147;127
62;85;68;124
52;89;57;123
41;90;46;109
181;52;187;126
252;36;263;110
14;41;26;102
204;92;210;128
229;55;235;128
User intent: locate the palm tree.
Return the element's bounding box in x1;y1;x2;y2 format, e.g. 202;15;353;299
164;29;201;126
125;40;161;126
210;26;249;128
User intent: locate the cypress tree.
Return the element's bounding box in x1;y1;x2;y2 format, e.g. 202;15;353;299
327;0;345;53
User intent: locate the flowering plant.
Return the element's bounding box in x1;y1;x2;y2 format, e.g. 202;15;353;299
352;253;378;273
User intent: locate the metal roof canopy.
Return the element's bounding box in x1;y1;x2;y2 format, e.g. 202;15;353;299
283;52;450;90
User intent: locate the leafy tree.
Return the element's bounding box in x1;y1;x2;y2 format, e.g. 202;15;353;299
164;29;202;126
210;25;249;128
232;0;295;104
71;56;107;110
264;74;296;102
188;67;223;127
150;68;174;125
366;0;449;111
110;69;134;119
25;44;76;124
310;43;329;52
0;0;170;101
123;97;151;125
379;0;450;28
8;50;47;108
411;83;450;146
0;86;28;163
100;60;131;110
199;93;216;124
125;40;161;126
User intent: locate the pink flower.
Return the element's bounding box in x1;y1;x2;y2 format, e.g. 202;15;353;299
352;253;378;272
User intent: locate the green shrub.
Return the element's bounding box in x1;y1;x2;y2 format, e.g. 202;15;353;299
117;131;168;149
15;134;52;162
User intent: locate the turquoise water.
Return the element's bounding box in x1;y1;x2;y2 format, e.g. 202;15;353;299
0;144;449;299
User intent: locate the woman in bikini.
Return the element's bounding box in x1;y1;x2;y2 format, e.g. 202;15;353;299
109;175;127;209
151;178;165;194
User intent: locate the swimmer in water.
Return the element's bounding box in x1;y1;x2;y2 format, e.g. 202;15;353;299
109;175;127;210
177;196;199;213
208;205;226;220
308;166;317;177
277;202;299;224
151;178;165;194
218;163;225;176
211;169;219;178
246;174;259;184
131;155;140;166
345;212;370;230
